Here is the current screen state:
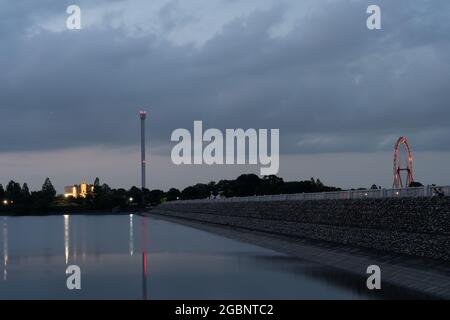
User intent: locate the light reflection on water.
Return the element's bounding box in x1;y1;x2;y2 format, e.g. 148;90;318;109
2;217;7;281
64;215;69;265
0;214;375;300
129;214;134;257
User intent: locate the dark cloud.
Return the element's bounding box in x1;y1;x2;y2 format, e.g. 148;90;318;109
0;0;449;156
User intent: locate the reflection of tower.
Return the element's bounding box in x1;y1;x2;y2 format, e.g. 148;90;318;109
140;111;147;190
141;216;148;300
129;214;134;256
64;215;70;265
142;252;147;300
2;217;8;281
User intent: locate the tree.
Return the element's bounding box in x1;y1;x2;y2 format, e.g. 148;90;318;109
147;190;165;205
232;174;261;197
41;178;56;201
370;184;379;190
127;186;143;204
257;175;284;195
0;184;4;200
208;181;218;197
21;183;31;199
6;180;22;202
316;178;324;188
166;188;181;201
181;184;210;200
94;177;100;189
216;180;233;197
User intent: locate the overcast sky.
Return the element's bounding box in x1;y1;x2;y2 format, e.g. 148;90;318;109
0;0;449;192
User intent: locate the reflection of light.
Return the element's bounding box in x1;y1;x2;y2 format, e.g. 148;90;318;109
64;215;70;265
141;217;148;300
129;214;134;256
143;252;147;276
3;217;8;281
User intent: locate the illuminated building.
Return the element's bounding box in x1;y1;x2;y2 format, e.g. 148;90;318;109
64;180;95;198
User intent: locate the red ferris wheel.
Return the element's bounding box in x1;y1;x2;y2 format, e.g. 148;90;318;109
393;136;414;188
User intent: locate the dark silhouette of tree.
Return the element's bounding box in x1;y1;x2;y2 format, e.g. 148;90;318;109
257;175;284;195
94;177;100;191
316;178;324;188
6;181;22;202
409;181;424;187
216;180;233;197
166;188;181;201
208;181;218;197
0;174;342;212
41;178;56;202
181;184;210;200
370;184;379;190
21;183;31;199
147;189;165;205
127;186;143;204
101;183;111;193
232;174;261;197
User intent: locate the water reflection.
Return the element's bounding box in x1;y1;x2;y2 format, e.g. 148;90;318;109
141;216;148;300
129;214;134;256
0;215;419;299
64;215;70;265
2;217;7;281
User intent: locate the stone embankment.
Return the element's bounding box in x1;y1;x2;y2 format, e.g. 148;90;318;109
152;197;450;261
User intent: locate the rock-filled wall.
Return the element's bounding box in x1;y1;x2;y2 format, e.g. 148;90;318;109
152;197;450;261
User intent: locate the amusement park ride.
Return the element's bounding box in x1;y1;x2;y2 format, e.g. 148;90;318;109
393;136;414;189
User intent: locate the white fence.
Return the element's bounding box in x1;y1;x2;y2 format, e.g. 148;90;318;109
173;185;450;204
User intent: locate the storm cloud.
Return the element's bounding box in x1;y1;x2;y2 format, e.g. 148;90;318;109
0;0;449;190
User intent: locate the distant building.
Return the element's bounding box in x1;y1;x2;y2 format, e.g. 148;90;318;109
64;181;94;198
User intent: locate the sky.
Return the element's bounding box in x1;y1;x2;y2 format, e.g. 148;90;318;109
0;0;449;192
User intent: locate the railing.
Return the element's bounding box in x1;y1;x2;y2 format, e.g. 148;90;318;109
172;185;450;204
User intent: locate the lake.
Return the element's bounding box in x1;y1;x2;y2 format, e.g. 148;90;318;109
0;214;385;299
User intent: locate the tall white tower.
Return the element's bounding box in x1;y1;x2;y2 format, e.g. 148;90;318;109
140;111;147;190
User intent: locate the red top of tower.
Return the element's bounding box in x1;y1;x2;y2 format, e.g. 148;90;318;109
139;111;147;119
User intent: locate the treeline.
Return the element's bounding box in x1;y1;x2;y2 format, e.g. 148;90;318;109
0;174;340;213
0;177;149;213
174;174;340;200
69;178;166;210
0;178;57;212
88;174;340;207
63;174;340;208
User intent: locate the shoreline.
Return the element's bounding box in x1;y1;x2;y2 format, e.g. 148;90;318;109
0;208;145;216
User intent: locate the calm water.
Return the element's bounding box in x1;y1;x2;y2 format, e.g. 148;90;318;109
0;214;377;300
